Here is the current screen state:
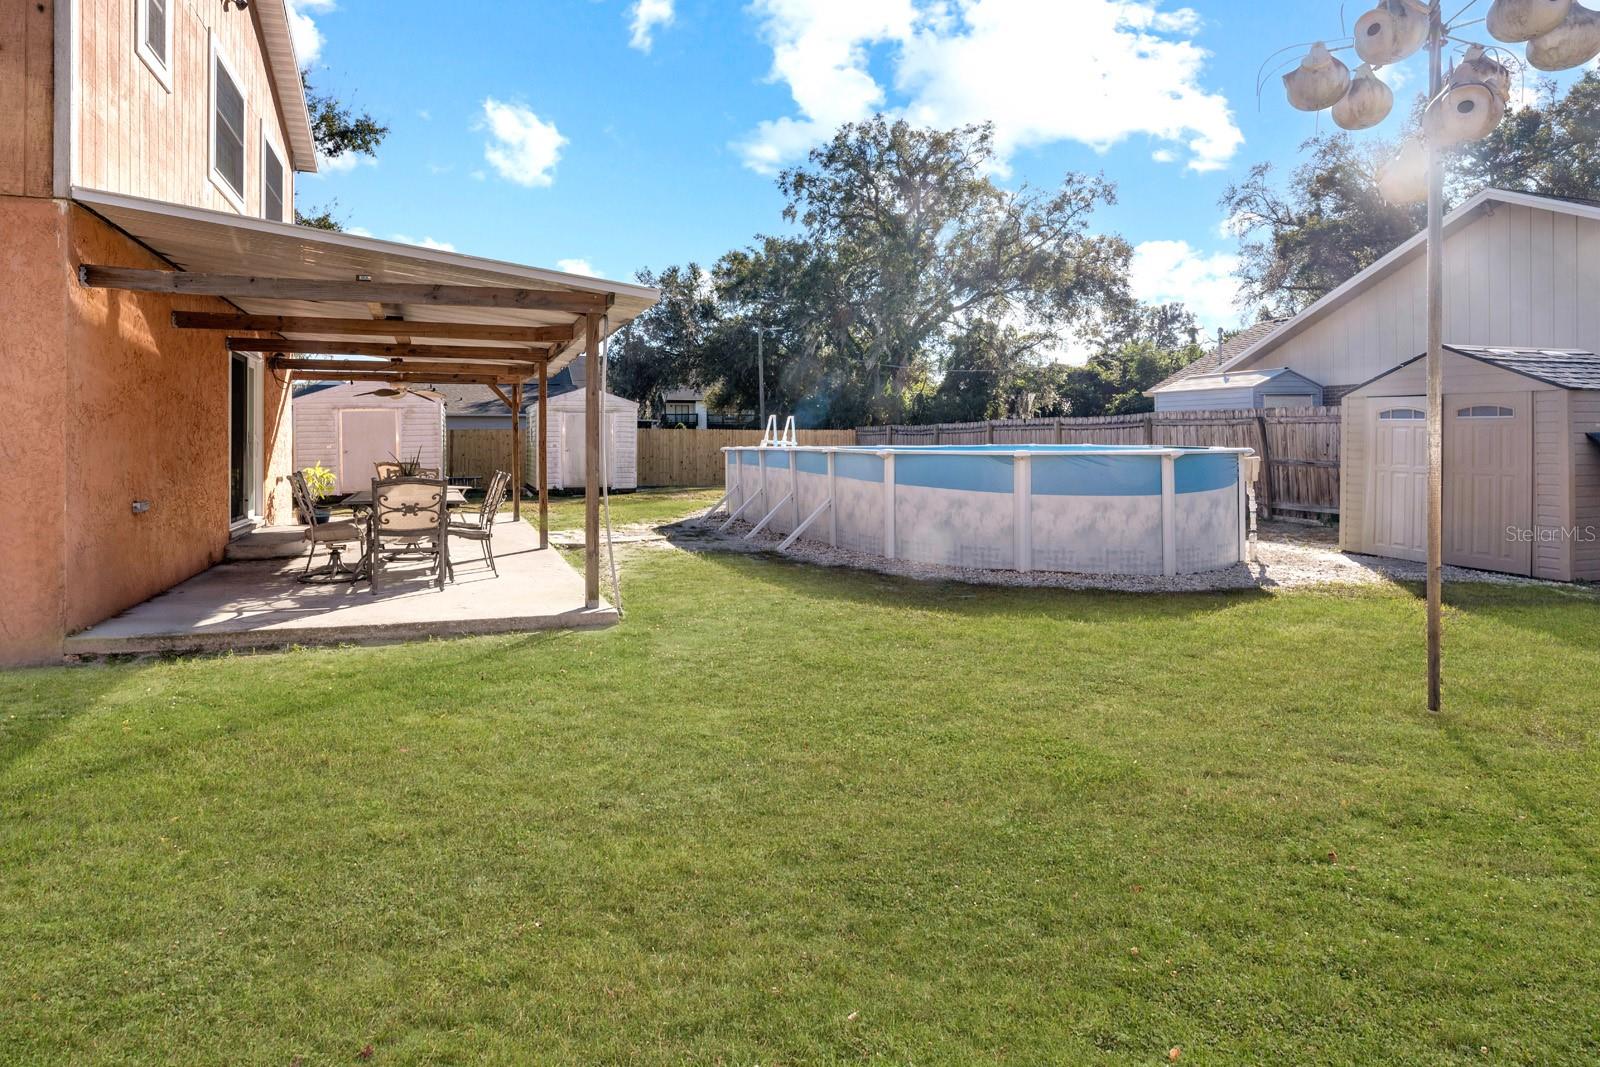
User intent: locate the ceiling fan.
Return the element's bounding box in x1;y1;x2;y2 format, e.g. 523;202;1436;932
356;383;447;402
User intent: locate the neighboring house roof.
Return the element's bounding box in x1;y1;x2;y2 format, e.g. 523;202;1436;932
256;1;318;172
1351;345;1600;393
429;371;581;418
662;386;704;403
1148;318;1290;394
1214;188;1600;377
1154;366;1315;394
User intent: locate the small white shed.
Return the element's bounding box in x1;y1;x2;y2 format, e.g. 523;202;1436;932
1152;366;1324;412
438;361;637;491
1342;346;1600;580
292;382;446;493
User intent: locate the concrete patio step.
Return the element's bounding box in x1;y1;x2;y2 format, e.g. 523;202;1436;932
226;526;311;561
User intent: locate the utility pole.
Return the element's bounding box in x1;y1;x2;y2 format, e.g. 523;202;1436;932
1423;0;1445;712
752;325;777;426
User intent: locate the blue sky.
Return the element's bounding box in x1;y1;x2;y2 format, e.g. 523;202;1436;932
288;0;1572;353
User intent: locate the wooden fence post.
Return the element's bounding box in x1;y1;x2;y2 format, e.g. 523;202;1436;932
1253;413;1275;519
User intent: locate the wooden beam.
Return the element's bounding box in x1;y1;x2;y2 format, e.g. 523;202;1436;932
83;265;611;313
511;384;524;522
173;311;577;344
270;357;539;376
286;370;529;385
231;337;546;361
488;384;515;411
584;313;602;606
538;360;549;549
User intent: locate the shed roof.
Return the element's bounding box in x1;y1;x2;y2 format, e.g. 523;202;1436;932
1147;318;1290;394
1350;346;1600;393
1154;365;1312;394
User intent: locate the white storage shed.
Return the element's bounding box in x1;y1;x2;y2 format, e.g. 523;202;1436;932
438;360;637;491
292;382;446;493
1342;346;1600;581
1152;366;1324;412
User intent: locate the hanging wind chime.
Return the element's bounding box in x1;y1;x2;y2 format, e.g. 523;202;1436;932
1260;0;1598;710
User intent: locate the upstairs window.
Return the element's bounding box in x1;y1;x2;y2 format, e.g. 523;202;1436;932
210;39;247;209
135;0;173;90
262;135;286;222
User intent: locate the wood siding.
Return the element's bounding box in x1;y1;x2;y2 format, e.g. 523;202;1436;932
1572;392;1600;581
292;385;446;488
76;0;293;214
0;0;55;196
1241;204;1600;388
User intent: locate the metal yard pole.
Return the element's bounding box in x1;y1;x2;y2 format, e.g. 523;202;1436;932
1424;0;1445;712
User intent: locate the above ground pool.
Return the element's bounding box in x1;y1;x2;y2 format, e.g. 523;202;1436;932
720;444;1255;576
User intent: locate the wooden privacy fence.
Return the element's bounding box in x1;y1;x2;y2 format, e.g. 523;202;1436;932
635;428;856;487
447;430;518;487
856;409;1342;518
449;427;860;488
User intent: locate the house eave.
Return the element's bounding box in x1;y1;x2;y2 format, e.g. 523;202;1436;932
1215;189;1600;377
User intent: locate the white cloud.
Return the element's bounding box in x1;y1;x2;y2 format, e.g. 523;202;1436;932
390;234;458;252
556;258;600;277
629;0;675;52
1129;239;1242;334
479;98;566;188
417;109;432;122
345;226;374;238
285;0;336;67
737;0;1242;176
313;148;376;175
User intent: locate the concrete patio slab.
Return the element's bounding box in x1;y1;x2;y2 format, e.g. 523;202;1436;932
66;518;615;656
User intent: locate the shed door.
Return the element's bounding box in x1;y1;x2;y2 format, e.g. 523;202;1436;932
1367;398;1428;562
1445;393;1531;575
338;408;400;493
561;412;586;486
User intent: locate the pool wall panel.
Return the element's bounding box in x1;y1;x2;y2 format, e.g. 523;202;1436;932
722;446;1247;576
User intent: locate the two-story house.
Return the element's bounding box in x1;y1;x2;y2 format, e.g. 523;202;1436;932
0;0;657;664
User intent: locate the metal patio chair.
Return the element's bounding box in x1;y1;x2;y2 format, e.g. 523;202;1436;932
369;476;450;593
290;469;363;583
448;469;510;576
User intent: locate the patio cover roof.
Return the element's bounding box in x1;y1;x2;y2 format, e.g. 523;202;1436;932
72;187;659;385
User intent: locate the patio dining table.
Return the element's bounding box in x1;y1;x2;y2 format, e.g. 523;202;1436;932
337;485;475;583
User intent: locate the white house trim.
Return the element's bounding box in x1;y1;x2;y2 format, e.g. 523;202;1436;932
1217;189;1600;376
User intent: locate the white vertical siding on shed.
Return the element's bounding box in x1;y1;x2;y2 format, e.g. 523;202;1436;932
1239;205;1600;387
1532;390;1571;581
1572;392;1600;581
524;391;639;490
292;384;445;483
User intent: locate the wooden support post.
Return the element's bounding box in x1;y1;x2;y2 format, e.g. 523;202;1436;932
584;313;602;607
538;360;550;549
1253;413;1275;519
511;383;524;521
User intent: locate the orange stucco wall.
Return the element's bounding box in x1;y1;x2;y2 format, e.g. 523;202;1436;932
0;198;293;663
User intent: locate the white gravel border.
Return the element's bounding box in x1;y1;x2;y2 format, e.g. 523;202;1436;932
554;514;1594;596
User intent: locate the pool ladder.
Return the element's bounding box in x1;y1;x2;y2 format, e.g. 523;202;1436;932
760;415;797;448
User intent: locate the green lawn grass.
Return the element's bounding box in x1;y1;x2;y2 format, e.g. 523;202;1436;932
3;549;1599;1064
524;485;723;533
